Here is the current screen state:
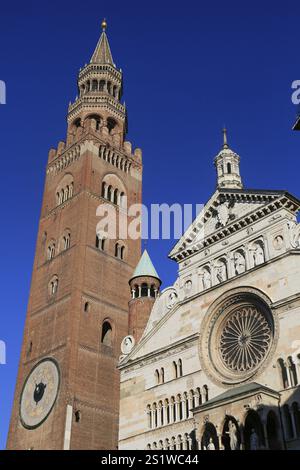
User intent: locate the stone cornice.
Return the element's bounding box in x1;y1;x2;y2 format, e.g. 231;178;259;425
119;333;198;372
46;133;141;178
78;63;122;82
68;95;125;122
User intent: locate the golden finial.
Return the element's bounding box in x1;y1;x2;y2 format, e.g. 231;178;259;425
222;127;229;149
101;18;107;31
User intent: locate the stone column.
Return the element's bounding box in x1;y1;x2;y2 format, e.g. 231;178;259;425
175;399;180;421
188;393;194;418
170;400;175;423
183;397;188;420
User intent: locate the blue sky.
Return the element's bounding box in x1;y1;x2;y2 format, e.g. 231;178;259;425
0;0;299;449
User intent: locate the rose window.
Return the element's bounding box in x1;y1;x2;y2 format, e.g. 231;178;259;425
219;306;272;373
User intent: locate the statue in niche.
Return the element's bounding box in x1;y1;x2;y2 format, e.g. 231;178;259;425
167;291;178;309
207;437;216;450
253;243;265;266
290;223;300;248
202;269;212;290
185;280;192;293
216;262;227;283
273;235;284;250
250;428;259;450
226;420;238;450
234;251;246;275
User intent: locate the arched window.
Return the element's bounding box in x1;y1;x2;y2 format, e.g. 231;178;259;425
134;285;139;298
190;390;195;409
96;234;106;251
84;302;90;313
147;405;152;429
120;192;126;208
115;243;119;257
196;387;202;406
165;399;170;424
160;367;165;384
74;410;81;423
159;401;164;426
49;276;58;296
184;392;189;418
227;162;232;174
155;369;160;385
173;361;178;379
178;435;183;450
120;245;125;260
101;321;112;347
107;117;117;134
277;358;289;389
171;397;176;422
287;356;298;386
63;187;69;202
203;384;209;402
113;188;118;205
178;395;183;420
178;359;183;377
99;80;105;92
56;175;74;206
62;231;71;251
92;79;98;91
107;185;113;201
47;242;55;260
153;403;157;428
101;181;107;198
141;283;148;297
150;285;156;298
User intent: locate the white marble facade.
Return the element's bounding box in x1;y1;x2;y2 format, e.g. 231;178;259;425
118;141;300;450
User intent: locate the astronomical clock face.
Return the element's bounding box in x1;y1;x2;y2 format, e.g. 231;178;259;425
20;358;60;429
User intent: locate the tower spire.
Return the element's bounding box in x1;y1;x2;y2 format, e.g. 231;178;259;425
214;129;243;190
223;127;229;149
90;19;114;65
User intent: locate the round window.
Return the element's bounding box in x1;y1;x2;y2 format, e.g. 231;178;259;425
199;292;276;385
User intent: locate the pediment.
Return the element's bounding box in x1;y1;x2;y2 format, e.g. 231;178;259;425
169;188;299;261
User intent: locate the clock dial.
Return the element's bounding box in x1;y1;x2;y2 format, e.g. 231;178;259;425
20;358;60;429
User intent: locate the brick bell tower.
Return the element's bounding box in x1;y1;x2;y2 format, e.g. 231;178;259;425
7;20;142;450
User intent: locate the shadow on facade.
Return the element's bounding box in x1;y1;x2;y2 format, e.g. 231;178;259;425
192;383;300;450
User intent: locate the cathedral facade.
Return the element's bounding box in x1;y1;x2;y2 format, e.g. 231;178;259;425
118;132;300;450
6;21;300;451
